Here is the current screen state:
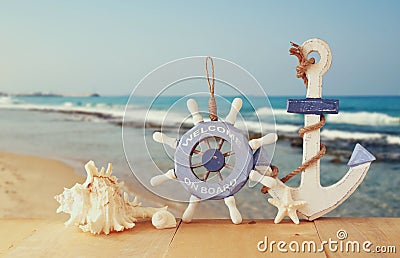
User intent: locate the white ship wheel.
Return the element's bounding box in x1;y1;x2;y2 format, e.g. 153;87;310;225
151;98;277;224
150;57;277;224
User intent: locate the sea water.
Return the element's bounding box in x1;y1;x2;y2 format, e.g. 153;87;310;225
0;95;398;218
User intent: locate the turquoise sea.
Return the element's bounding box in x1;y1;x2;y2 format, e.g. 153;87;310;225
0;95;399;218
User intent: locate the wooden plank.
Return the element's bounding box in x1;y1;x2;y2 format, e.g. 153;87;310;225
166;219;325;257
314;218;399;257
2;218;399;257
3;219;180;257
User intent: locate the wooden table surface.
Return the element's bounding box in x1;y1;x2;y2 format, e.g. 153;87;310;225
1;218;398;257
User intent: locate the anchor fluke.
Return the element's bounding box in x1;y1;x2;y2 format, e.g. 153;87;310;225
347;143;376;167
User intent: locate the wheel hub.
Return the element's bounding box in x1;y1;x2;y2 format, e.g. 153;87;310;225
202;149;225;172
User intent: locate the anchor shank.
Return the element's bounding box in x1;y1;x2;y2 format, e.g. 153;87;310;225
299;40;329;189
306;73;322;98
301;114;321;189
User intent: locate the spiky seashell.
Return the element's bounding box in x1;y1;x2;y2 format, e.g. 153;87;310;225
55;160;167;234
151;210;177;229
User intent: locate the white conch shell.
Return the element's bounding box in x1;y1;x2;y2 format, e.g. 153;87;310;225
55;160;167;234
151;210;177;229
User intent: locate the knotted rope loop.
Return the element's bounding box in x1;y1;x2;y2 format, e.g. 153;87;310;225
289;42;315;87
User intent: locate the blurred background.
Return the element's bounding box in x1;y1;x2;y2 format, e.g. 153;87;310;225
0;1;399;218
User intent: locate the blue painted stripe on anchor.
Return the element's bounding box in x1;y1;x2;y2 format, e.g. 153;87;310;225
287;98;339;114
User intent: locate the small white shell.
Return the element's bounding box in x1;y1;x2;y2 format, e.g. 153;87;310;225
152;210;177;229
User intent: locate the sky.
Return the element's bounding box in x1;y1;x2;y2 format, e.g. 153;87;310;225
0;0;399;96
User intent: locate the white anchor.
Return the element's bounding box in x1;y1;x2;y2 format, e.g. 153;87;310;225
255;38;376;221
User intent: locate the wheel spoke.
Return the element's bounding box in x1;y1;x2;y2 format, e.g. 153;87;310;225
203;170;211;181
217;138;224;150
217;171;223;181
225;164;234;170
204;138;211;149
192;149;203;155
191;162;203;168
223;151;235;157
198;142;204;152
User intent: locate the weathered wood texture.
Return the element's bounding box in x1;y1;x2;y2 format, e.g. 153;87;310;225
314;218;399;257
0;219;180;258
166;219;324;257
1;218;398;257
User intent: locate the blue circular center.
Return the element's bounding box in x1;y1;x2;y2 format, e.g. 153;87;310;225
202;149;225;172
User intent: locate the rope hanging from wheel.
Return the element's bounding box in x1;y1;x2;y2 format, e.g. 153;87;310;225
206;56;218;121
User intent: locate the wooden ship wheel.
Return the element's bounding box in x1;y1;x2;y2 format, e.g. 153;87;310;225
150;57;277;224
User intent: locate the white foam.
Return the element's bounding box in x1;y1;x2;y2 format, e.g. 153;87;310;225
96;103;110;108
256;107;295;116
124;108;190;127
321;129;400;145
0;96;21;105
63;102;74;107
321;129;381;140
235;120;275;134
275;124;300;133
386;135;400;145
0;101;125;119
258;107;400;127
326;112;399;126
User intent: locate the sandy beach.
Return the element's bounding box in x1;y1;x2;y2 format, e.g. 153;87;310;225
0;149;215;221
0;152;84;219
